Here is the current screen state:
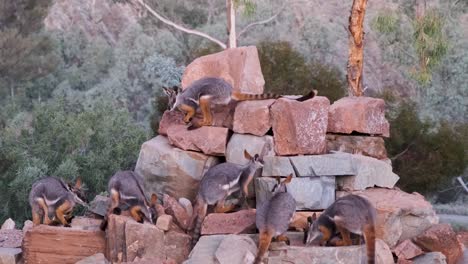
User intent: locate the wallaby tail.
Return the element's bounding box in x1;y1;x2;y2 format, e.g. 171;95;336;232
296;89;317;102
363;223;376;264
254;229;274;264
232;92;281;101
100;214;109;231
191;199;207;248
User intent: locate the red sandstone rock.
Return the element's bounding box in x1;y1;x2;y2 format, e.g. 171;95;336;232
270;96;330;155
328;97;390;137
167;125;229;156
181;46;264;94
326;134;388;160
412;224;464;264
393;239;424;261
233;99;276;136
201;209;256;235
163;194;192;231
158;110;185;136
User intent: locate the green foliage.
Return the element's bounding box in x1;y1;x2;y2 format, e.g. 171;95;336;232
234;0;257;17
257;41;346;102
385;100;467;194
372;11;399;34
0;100;148;224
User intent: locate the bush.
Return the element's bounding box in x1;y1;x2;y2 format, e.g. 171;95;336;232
0;100;148;225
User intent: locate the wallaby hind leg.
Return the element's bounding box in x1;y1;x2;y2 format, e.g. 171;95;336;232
130;205;144;223
189;96;213;129
36;198;52;225
336;226;352;246
56;200;73;227
254;228;274;264
274;234;290;245
214;198;236;213
31;204;42;226
180;104;196;123
100;189;120;230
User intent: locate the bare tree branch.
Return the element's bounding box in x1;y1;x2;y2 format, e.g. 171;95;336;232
457;177;468;194
390;142;415;160
237;3;287;39
134;0;227;49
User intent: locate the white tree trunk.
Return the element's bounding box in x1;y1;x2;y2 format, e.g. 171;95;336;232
226;0;237;48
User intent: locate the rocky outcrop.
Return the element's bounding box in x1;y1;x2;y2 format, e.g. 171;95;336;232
201;210;256;235
44;0;141;45
393;239;424;261
167;125;229;156
232;100;276;136
135;136;219;202
181;46;265;94
326;134;388;160
225;134;275;164
270;96;330;155
328;97;390;137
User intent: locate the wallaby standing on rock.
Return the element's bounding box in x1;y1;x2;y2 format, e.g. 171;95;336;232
29;177;87;227
254;174;296;264
189;150;264;246
306;194;377;264
100;171;159;231
164;77;317;129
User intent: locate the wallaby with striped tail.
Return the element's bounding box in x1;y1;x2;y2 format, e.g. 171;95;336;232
254;174;296;264
306;194;377;264
164;77;317;129
29;177;87;227
189;150;263;247
100;171;159;231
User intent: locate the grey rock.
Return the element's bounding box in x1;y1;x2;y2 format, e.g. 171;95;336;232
22;220;33;233
226;134;275;165
255;177;335;210
125;220;165;262
135;136;219;202
262;156;295;177
0;248;22;264
289;153;355;176
156;215;172;231
1;219;15;230
183;235;225;264
412;252;447;264
214;235;257;264
75;253;109;264
88;195;109;217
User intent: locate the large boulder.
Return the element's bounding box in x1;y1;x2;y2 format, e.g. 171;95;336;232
163;194;192;231
350;188;439;248
225;134;275;164
75;253;109;264
412;224;464;264
328;96;390;137
232;100;276;136
0;248;22;264
181;46;264;94
201;209;257;235
255;176;335;210
393;239;424;261
326;134;388;160
167;125;229;156
270;96;330;155
135;136;219;202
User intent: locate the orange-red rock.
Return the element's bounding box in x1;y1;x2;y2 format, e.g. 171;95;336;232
158;110;185;136
163;194;192;231
326;134;388;160
201;209;256;235
233;100;276;136
181;46;264;94
393;239;424;261
413;224;464;264
270;96;330;155
328;97;390;137
167;125;229;156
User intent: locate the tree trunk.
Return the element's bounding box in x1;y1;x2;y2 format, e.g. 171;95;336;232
226;0;237;48
347;0;368;96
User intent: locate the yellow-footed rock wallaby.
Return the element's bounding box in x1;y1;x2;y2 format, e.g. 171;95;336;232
164;77;317;129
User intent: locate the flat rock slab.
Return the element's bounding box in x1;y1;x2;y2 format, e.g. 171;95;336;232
0;248;22;264
88;195;109;217
393;239;424;261
255;177;335;210
412;252;447;264
167;125;229;156
22;225;105;264
232;100;276;136
0;230;23;248
326;134;388;160
70;217;103;231
328;96;390;137
201;209;256;235
270;96;330;155
181;46;265;94
214;235;256;264
135;136;219;202
349;188;439;248
75;253;109;264
226;134;275;165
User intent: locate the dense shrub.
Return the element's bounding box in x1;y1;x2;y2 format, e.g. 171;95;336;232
0;100;148;225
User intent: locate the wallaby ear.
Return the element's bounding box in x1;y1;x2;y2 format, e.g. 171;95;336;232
275;176;281;184
283;174;293;184
150;193;158;206
253;154;260;161
307;216;313;224
74;177;82;189
312;212;317;221
172;85;180;93
244;150;253;160
162;87;170;95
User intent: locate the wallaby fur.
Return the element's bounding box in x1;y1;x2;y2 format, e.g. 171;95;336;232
29;177;87;227
254;174;296;264
306;194;377;264
100;171;158;231
189;150;264;247
163;77;317;129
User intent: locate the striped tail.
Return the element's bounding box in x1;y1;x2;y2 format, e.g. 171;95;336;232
296;89;318;102
191;200;207;248
253;229;274;264
363;223;376;264
232;89;317;102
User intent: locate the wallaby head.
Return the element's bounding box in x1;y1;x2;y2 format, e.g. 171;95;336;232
244;150;264;170
270;174;293;194
162;86;180;110
305;212;324;246
66;178;87;206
